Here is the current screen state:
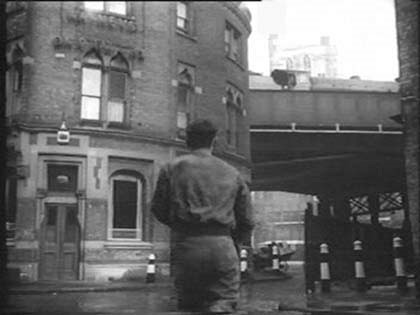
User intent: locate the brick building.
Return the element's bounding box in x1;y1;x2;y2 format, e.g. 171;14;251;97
5;1;252;281
395;0;420;283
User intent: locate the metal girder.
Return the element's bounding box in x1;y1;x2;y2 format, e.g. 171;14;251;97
349;192;404;216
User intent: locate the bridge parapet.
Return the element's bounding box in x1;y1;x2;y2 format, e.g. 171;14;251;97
249;75;402;131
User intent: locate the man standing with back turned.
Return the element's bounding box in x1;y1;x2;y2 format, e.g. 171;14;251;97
151;119;254;314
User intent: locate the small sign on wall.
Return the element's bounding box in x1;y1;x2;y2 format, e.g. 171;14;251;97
132;70;142;79
194;86;203;94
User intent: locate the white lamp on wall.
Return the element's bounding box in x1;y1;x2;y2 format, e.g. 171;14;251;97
57;114;70;145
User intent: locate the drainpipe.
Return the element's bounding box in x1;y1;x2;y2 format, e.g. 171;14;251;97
0;0;9;307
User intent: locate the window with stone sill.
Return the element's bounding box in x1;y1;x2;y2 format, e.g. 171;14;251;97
225;22;242;64
6;46;24;118
108;54;129;124
176;63;195;139
225;86;243;148
80;50;129;126
109;173;144;240
84;1;127;15
176;2;190;34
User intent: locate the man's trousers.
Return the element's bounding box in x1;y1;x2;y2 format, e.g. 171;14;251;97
172;234;240;313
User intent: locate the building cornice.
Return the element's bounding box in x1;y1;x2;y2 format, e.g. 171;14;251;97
221;2;252;34
10;122;251;167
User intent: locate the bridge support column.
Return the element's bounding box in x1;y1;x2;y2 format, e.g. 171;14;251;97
333;196;351;221
368;193;380;226
318;195;332;218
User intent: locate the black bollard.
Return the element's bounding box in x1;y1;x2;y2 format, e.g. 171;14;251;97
240;248;248;279
146;253;156;283
320;243;331;293
271;242;280;272
353;240;367;292
393;237;407;293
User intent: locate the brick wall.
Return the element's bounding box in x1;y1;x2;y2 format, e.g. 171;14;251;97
6;2;252;280
7;2;251;158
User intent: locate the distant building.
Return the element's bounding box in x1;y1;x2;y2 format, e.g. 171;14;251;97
269;35;338;78
5;1;252;282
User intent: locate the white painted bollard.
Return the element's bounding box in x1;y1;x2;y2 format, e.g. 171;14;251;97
271;242;280;271
320;243;331;293
146;253;156;283
393;237;407;292
353;240;367;292
240;249;248;278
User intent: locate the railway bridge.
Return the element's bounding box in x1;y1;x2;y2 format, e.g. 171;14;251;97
248;73;412;287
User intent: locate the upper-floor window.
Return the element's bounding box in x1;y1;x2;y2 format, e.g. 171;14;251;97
176;2;190;33
176;63;195;139
226;90;236;147
225;86;243;148
84;1;127;15
81;50;129;125
225;22;242;64
108;54;129;123
81;51;102;120
11;47;23;92
6;45;24;118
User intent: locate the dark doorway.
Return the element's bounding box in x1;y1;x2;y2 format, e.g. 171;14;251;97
39;204;80;280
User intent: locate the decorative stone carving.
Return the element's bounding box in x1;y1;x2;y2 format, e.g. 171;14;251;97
51;36;144;62
36;188;48;199
66;8;137;33
128;50;144;62
52;36;73;51
6;1;28;14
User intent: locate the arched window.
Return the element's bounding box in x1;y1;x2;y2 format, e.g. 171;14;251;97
303;55;311;71
108;54;129;123
234;96;242;147
81;50;103;120
80;50;130;125
226;89;236;146
109;171;144;240
11;46;24;92
177;65;194;139
225;87;243;148
225;22;242;63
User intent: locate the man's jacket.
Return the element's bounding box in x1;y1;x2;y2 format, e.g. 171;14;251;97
151;149;254;244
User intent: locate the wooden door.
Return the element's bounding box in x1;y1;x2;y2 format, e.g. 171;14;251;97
40;204;80;280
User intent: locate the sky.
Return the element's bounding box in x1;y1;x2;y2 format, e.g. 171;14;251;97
244;0;399;81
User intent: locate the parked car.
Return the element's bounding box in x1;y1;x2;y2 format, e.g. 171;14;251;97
253;240;295;272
